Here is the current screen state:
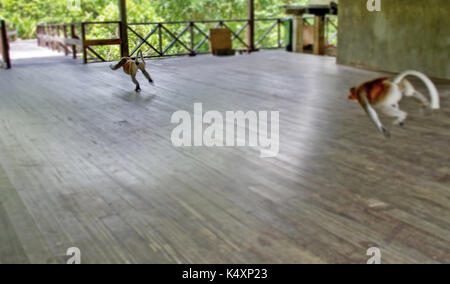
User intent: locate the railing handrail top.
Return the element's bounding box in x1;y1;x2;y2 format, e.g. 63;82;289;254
37;21;121;27
37;17;293;27
37;15;338;28
129;18;292;26
82;21;122;25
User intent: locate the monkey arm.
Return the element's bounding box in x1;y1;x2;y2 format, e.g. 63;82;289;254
110;58;128;71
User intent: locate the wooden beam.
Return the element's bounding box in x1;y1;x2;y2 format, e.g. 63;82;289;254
83;39;122;47
118;0;129;57
247;0;255;52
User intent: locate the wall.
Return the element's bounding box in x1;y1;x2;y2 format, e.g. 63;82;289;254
337;0;450;79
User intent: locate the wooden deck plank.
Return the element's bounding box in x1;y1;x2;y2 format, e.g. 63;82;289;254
0;49;449;263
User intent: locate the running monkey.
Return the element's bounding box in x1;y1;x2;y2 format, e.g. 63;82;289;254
110;50;154;92
348;70;440;138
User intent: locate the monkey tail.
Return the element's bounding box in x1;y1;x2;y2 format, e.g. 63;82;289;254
393;70;440;109
110;58;128;71
139;50;145;64
135;50;145;65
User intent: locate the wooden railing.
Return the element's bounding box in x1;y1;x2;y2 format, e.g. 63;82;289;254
128;18;290;58
37;21;123;63
0;20;12;69
36;16;336;63
37;23;79;58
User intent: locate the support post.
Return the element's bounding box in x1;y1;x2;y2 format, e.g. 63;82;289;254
190;22;195;56
292;16;304;53
63;25;69;56
56;25;61;52
313;15;325;55
158;24;163;55
247;0;255;52
43;25;47;47
71;24;77;59
45;25;49;48
0;20;12;69
50;25;54;50
81;23;87;64
119;0;129;57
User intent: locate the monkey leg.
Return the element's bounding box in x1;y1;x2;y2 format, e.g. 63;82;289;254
131;74;141;92
379;105;408;126
140;67;154;85
361;96;390;138
411;91;430;107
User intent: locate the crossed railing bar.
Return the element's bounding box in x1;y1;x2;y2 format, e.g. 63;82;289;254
128;24;161;56
37;16;336;63
128;18;289;58
325;16;338;47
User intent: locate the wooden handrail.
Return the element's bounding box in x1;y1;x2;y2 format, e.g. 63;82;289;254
36;17;301;63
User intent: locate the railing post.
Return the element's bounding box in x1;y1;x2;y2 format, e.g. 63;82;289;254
46;25;50;48
57;25;61;52
247;0;255;52
81;23;87;64
158;23;163;55
190;22;195;56
277;19;281;48
45;25;49;48
63;24;69;56
71;24;77;59
50;25;53;50
52;25;56;51
48;25;52;49
55;25;59;51
43;25;46;47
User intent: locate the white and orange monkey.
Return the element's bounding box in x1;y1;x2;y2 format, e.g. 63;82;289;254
110;50;154;92
349;70;440;138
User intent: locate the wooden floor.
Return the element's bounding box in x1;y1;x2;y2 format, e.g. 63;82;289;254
0;47;449;264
